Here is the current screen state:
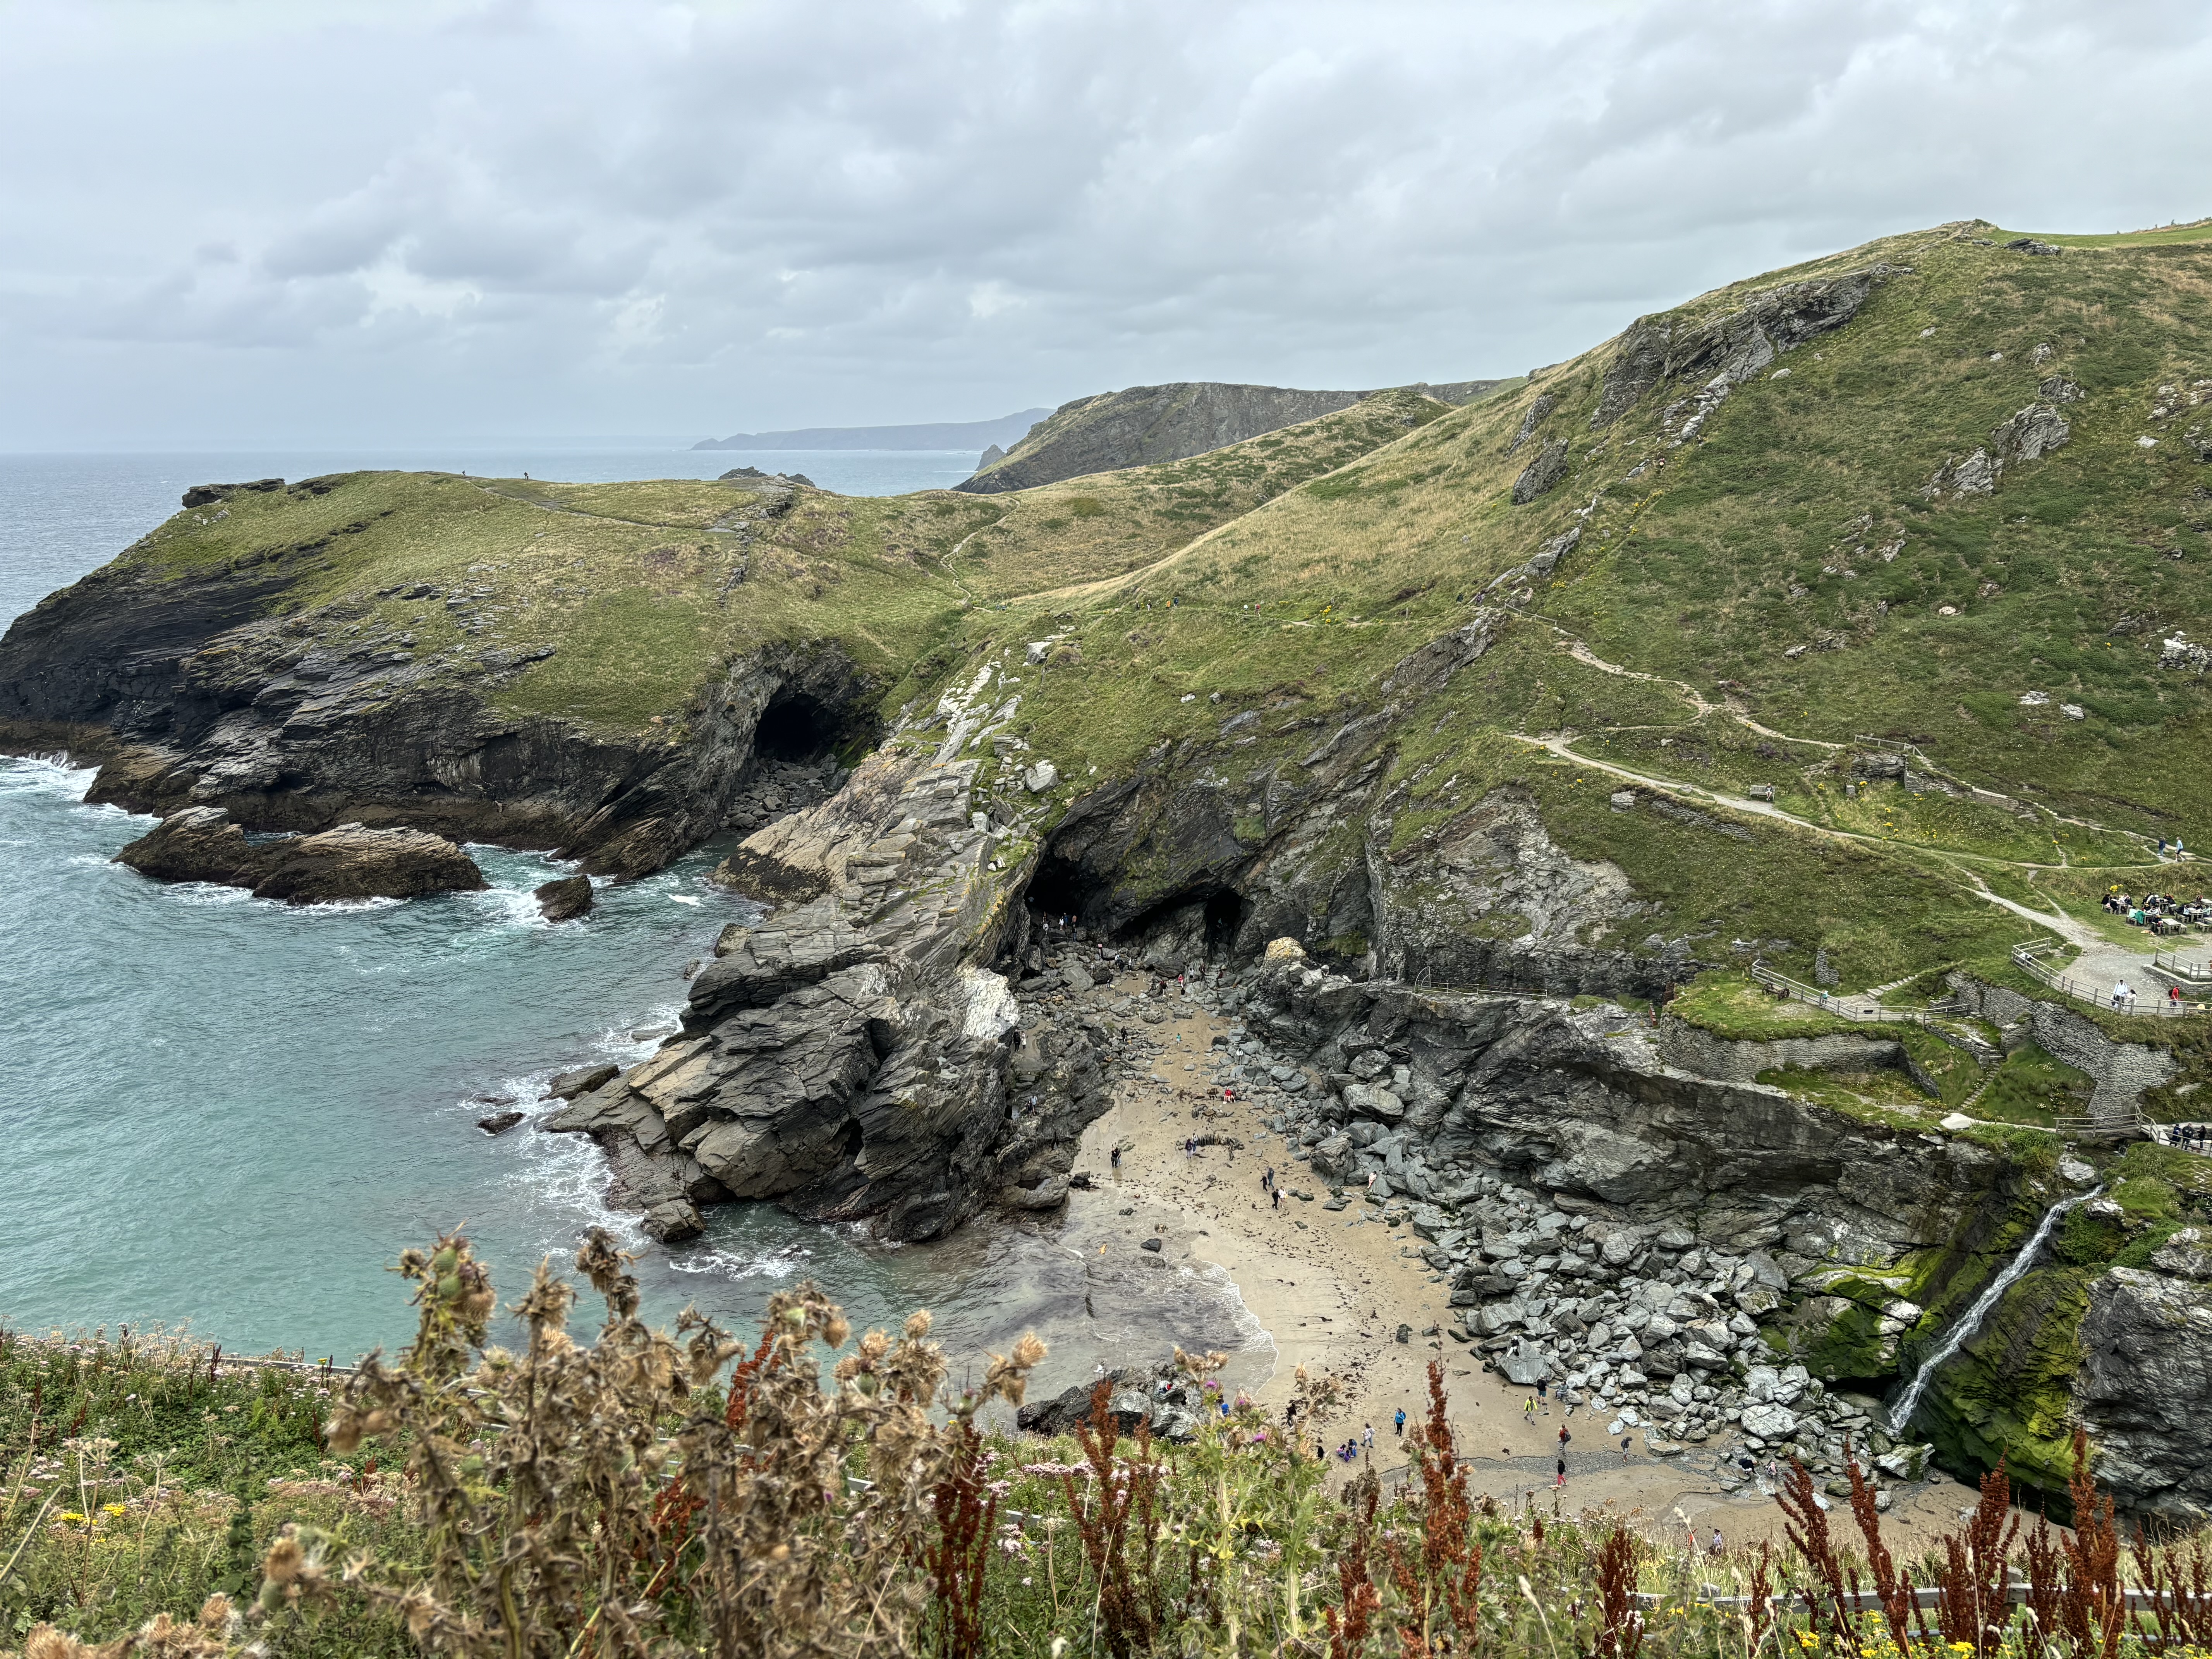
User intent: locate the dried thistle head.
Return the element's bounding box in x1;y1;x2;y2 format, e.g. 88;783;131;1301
21;1626;94;1659
982;1332;1049;1407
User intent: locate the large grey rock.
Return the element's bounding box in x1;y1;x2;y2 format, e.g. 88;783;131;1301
549;1063;620;1101
114;806;487;903
534;874;593;922
1740;1402;1799;1439
1991;402;2071;465
2077;1240;2212;1521
1511;438;1571;504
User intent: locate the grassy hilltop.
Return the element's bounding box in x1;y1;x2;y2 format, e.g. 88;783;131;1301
52;218;2212;992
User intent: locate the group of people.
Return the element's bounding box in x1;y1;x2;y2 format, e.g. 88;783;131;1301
1328;1425;1377;1464
2104;888;2207;931
2106;978;2188;1012
2159;1121;2211;1153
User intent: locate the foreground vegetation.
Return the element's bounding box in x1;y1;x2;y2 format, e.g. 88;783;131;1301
5;1233;2210;1657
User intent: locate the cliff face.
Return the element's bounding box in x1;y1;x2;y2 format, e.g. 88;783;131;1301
957;378;1500;493
544;687;1116;1243
0;476;886;876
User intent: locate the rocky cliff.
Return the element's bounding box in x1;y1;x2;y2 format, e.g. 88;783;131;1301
0;475;886;876
957;379;1501;493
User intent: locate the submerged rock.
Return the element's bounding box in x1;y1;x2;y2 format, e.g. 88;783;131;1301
114;806;487;903
477;1110;525;1136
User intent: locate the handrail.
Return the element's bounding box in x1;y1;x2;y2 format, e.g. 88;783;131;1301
2152;946;2212;984
2013;942;2201;1018
1746;963;1938;1027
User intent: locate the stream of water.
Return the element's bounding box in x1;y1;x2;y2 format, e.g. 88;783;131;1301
1887;1187;2101;1432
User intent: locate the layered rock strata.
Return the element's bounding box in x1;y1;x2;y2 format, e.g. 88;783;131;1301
0;512;873;875
544;741;1118;1243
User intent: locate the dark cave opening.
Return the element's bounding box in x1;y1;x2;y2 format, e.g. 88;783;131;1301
752;690;840;763
1203;889;1248;953
1023;850;1099;929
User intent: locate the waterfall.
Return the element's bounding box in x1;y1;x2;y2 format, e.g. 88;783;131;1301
1887;1187;2101;1435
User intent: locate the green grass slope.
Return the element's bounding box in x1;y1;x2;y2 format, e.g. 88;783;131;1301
882;218;2212;991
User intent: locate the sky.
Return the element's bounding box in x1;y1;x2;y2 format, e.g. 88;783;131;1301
2;0;2207;449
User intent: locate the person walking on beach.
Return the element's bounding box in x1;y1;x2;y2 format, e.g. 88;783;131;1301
1537;1378;1550;1415
1395;1407;1407;1437
1555;1454;1566;1490
1621;1436;1633;1463
1362;1423;1374;1458
1710;1527;1724;1556
1522;1396;1536;1426
1111;1145;1121;1173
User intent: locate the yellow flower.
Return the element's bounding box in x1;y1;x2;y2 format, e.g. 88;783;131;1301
58;1511;86;1524
103;1502;127;1516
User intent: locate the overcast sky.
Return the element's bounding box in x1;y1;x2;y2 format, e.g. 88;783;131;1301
2;0;2206;448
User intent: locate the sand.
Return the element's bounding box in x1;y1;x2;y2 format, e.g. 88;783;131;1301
1061;973;1992;1552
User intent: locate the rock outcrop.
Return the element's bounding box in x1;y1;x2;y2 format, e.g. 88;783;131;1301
544;692;1121;1241
114;806;487;903
0;534;877;876
1589;263;1903;431
959;379;1500;493
2075;1228;2212;1520
1017;1360;1210;1441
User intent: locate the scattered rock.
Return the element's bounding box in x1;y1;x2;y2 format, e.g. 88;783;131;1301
2006;238;2062;256
477;1110;526;1135
1140;1237;1164;1253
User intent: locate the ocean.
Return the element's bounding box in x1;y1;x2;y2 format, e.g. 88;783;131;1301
0;446;1261;1397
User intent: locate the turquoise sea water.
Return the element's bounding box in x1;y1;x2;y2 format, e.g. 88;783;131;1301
0;449;1262;1395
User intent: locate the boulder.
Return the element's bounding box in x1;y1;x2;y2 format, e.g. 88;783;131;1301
1499;1347;1552;1386
476;1110;525;1136
641;1198;704;1243
1740;1402;1799;1439
549;1063;621;1101
535;875;594;922
2005;238;2061;256
114;807;488;903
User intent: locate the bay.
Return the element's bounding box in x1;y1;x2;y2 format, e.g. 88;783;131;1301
0;447;1262;1397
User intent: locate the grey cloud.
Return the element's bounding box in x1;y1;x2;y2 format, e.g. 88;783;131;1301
2;0;2209;445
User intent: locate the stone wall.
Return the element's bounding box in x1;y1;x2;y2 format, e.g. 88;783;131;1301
1946;974;2176;1120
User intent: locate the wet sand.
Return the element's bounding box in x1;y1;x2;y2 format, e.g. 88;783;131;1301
1063;974;1986;1550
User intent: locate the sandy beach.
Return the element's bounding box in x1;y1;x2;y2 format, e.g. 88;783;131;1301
1063;972;1990;1553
